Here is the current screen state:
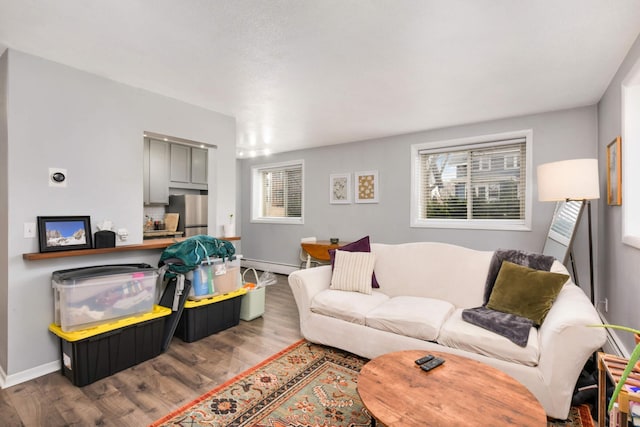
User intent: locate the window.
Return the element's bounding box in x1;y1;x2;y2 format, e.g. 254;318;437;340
478;156;491;171
410;130;532;230
251;160;304;224
622;60;640;249
504;154;519;170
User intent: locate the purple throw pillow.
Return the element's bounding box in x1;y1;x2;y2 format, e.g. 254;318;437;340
329;235;380;288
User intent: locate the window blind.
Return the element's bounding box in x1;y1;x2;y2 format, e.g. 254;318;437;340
260;164;302;218
419;138;526;221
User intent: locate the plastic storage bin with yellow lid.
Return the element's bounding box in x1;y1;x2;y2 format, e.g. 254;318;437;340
49;305;171;386
52;264;158;332
175;288;246;342
187;256;242;300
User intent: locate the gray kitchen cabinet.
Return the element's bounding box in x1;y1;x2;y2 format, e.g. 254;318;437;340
169;143;207;190
191;147;208;185
170;143;190;183
144;138;170;205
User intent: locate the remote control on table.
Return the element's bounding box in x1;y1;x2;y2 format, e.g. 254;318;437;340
419;357;445;372
414;355;434;365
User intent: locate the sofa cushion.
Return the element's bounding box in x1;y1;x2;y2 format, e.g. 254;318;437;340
329;236;380;288
365;296;455;341
330;250;376;295
483;249;556;304
370;242;492;307
310;289;389;325
487;261;569;325
438;308;539;366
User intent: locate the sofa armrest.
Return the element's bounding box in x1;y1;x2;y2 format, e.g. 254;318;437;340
288;266;332;320
536;284;606;414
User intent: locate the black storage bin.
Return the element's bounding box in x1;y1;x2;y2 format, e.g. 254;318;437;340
49;305;170;386
175;289;246;343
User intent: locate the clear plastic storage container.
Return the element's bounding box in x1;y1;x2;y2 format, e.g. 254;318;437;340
52;264;158;332
187;256;242;300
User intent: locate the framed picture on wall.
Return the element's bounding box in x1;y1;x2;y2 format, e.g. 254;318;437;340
607;136;622;205
354;170;379;203
37;216;93;252
329;173;351;204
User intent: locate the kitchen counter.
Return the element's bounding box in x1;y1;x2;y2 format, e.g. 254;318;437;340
143;230;184;239
23;236;240;260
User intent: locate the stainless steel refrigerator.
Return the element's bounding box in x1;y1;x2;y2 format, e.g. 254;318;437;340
168;195;208;237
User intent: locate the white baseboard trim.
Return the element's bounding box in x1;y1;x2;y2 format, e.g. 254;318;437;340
241;258;299;275
598;311;631;358
0;360;60;389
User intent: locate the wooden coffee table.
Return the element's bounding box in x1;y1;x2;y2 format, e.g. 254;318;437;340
357;350;547;426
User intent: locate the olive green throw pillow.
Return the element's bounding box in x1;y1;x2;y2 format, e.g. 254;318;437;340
486;261;569;326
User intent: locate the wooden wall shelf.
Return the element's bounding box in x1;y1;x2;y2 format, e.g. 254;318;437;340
23;236;241;261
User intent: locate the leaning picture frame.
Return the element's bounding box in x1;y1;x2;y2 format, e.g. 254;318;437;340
37;216;93;252
329;173;351;204
607;136;622;205
354;170;379;203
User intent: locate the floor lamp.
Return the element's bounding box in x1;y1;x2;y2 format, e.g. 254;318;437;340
537;159;600;305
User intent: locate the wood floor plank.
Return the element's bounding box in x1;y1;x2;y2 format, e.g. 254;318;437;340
0;272;302;427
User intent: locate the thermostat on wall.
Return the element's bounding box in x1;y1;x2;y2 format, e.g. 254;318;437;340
49;168;67;187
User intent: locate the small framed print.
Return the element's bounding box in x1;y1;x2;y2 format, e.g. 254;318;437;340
37;216;93;252
354;170;379;204
329;173;351;204
607;136;622;205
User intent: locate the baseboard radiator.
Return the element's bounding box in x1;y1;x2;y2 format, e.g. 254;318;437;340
240;258;300;276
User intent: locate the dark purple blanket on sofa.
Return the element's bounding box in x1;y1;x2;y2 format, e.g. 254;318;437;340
461;249;556;347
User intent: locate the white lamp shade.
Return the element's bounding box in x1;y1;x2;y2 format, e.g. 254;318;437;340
537;158;600;201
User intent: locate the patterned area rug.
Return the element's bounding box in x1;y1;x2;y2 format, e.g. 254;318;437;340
150;340;594;427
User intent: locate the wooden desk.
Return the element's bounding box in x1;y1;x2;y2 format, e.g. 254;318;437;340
357;350;547;427
300;240;344;261
598;352;640;427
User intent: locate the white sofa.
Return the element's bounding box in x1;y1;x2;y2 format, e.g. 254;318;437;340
288;242;606;420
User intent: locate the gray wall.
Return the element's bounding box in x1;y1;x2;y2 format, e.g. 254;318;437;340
1;49;236;384
597;33;640;353
0;51;8;373
240;106;598;292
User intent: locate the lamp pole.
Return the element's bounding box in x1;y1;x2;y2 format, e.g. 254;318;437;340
586;199;595;305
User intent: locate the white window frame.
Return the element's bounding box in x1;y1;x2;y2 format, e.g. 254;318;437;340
478;156;491;171
410;130;532;230
504;154;519;170
622;58;640;249
251;159;304;225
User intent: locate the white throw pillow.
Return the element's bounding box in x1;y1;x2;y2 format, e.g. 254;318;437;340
330;250;375;295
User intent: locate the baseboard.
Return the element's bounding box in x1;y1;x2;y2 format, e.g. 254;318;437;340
0;360;60;389
241;258;299;275
598;311;631;358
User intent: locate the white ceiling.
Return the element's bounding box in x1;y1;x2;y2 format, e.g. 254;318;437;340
1;1;640;157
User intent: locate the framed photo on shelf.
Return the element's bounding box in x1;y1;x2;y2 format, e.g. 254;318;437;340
37;216;93;253
354;170;379;204
329;173;351;204
607;136;622;205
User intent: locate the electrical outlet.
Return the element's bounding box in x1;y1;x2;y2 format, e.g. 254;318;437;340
24;222;36;238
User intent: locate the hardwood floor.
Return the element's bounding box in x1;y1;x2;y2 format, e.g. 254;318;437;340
0;272;302;427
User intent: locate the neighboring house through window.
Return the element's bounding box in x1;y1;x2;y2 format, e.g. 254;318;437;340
251;160;304;224
410;130;532;230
